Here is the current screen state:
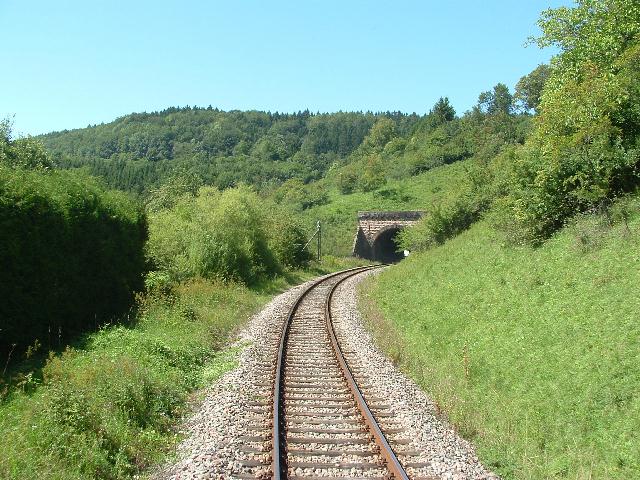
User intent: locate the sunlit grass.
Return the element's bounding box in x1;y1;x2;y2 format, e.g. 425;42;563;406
0;255;358;480
362;198;640;479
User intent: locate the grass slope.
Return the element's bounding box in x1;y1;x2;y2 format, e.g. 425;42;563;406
362;205;640;479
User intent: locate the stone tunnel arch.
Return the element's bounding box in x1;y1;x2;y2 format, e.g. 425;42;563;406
371;227;404;263
352;211;423;262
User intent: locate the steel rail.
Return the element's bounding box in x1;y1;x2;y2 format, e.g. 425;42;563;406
271;266;374;479
325;268;410;480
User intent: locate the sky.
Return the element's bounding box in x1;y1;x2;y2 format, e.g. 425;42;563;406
1;0;569;136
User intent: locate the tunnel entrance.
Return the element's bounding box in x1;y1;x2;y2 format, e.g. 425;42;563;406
351;211;423;261
372;228;404;263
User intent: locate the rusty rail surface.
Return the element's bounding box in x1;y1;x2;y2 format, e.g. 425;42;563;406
271;265;409;479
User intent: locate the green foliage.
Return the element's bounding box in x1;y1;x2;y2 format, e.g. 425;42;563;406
358;154;386;192
41;109;420;194
147;185;310;284
266;210;312;269
514;64;550;113
383;94;526;182
411;97;457;136
365;201;640;479
502;0;640;242
0;166;147;355
477;83;513;116
335;165;359;194
1;119;55;170
145;169;203;212
273;178;328;211
358;117;397;155
300;161;470;256
429;97;456;125
0;278;272;479
533;0;640;83
404;120;470;176
398;193;484;251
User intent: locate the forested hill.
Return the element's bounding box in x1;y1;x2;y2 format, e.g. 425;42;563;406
39;108;420;194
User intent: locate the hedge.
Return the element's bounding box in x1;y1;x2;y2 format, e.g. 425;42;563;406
0;167;147;355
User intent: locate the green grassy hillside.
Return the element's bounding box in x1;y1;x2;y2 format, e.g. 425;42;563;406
361;198;640;479
0;279;270;479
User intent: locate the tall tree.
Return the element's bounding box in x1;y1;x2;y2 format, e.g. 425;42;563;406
514;64;551;113
505;0;640;242
429;97;456;125
477;83;513;116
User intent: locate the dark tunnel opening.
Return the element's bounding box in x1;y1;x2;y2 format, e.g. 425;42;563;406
372;228;404;263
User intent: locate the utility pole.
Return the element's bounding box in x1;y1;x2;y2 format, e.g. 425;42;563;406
316;220;321;261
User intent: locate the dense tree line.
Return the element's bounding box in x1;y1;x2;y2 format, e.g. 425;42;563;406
40;109;420;194
400;0;640;249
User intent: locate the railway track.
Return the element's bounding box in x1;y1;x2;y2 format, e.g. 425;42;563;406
235;266;433;479
164;266;496;480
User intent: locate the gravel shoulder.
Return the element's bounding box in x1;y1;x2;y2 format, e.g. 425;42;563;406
154;269;499;479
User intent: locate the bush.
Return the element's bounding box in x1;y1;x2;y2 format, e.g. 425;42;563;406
273;178;328;211
0;167;147;355
266;210;312;269
398;194;484;251
335;166;359;194
147;185;310;284
500;9;640;243
1;120;55;170
358;155;386;192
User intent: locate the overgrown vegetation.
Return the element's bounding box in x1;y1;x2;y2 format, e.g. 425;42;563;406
498;0;640;243
1;102;338;480
0;278;274;479
0;121;344;479
39;110;419;194
146;185;310;285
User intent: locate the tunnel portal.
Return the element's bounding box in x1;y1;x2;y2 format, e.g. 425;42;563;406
372;228;404;263
352;211;423;263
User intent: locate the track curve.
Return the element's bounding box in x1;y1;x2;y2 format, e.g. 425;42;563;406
271;266;410;479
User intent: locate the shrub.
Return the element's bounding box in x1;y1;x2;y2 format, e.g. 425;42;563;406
266;210;312;269
358;155;386;192
398;194;484;251
335;166;359;194
1;120;55;170
147;185;310;284
500;6;640;243
273;178;328;211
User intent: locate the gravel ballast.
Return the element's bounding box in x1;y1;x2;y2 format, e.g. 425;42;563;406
156;270;499;479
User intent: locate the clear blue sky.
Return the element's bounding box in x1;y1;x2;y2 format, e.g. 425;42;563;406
1;0;568;136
